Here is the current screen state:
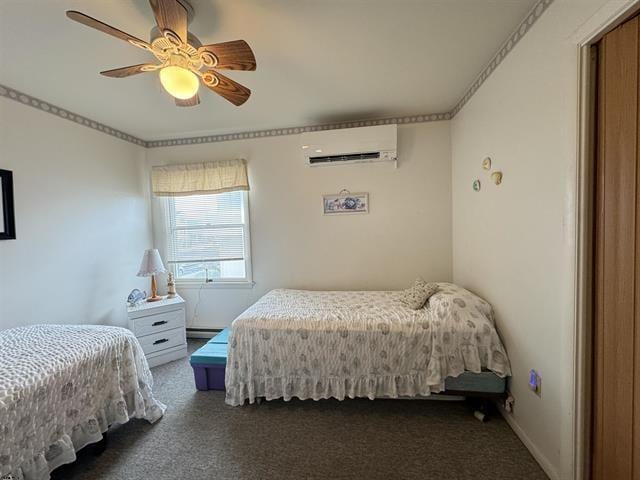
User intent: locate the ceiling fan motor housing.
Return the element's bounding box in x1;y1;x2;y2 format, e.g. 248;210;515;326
167;54;190;69
149;26;202;49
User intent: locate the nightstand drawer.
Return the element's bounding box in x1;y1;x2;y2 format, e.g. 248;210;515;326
133;308;185;337
139;327;186;355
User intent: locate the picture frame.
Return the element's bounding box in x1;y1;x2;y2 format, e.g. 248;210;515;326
323;191;368;215
0;169;16;240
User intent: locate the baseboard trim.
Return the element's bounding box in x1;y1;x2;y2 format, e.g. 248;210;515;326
186;328;220;339
498;406;559;480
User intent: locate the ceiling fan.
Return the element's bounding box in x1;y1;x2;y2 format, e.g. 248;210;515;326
66;0;256;107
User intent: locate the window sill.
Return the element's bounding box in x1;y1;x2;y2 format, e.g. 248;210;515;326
176;281;255;290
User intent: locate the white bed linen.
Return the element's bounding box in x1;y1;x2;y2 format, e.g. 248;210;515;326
225;284;511;406
0;325;165;480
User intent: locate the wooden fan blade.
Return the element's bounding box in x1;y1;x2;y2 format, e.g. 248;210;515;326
204;71;251;106
66;11;149;48
149;0;188;44
175;94;200;107
101;64;155;78
199;40;256;71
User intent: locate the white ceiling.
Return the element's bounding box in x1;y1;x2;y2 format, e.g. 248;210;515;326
0;0;536;140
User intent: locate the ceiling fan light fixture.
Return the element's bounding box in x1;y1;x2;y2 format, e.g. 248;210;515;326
159;65;199;100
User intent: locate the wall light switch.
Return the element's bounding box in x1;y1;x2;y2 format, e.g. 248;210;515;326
528;369;541;396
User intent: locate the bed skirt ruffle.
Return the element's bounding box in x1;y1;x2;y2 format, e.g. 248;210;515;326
225;370;484;406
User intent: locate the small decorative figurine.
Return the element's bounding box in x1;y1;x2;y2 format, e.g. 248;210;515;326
491;171;503;185
127;289;147;306
473;179;481;192
482;157;492;170
167;272;177;298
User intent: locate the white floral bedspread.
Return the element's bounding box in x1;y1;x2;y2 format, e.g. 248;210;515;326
225;283;511;406
0;325;165;480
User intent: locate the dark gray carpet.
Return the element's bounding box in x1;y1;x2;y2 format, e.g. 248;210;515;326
52;340;547;480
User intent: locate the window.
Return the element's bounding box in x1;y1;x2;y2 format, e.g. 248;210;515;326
165;190;251;282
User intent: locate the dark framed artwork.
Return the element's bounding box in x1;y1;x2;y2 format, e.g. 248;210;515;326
0;169;16;240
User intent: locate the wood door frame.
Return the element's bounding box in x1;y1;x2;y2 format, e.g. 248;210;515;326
575;2;640;479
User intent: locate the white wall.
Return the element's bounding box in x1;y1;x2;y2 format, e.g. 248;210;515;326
0;98;152;330
450;1;612;478
147;121;452;329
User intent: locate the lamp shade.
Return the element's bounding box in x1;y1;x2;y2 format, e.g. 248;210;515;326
137;249;166;277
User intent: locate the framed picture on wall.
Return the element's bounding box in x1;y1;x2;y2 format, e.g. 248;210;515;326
323;191;368;215
0;169;16;240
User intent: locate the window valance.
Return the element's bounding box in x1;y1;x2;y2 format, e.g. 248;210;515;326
151;159;249;197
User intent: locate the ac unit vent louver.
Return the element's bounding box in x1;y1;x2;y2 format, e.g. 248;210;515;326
309;152;381;164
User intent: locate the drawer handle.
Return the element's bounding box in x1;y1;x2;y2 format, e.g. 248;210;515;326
152;320;168;327
153;338;169;345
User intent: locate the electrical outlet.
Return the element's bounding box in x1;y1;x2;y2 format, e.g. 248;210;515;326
528;369;542;397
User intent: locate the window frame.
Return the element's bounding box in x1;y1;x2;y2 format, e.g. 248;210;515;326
165;190;253;287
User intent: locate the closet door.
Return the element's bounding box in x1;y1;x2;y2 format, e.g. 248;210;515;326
592;14;640;480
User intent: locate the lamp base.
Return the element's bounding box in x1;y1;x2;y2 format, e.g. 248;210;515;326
146;274;162;302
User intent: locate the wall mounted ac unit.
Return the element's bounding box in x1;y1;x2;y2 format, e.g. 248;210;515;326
300;124;397;167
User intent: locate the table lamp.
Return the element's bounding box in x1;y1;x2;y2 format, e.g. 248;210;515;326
137;249;166;302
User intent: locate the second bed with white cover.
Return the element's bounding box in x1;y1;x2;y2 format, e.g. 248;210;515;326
225;283;511;406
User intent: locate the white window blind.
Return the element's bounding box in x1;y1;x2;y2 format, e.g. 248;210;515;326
166;191;251;282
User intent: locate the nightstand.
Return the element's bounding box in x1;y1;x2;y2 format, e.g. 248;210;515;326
127;294;187;368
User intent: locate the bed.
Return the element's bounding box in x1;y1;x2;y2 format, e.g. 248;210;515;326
225;283;511;406
0;324;165;480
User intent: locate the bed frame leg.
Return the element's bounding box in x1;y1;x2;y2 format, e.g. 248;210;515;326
91;434;108;455
473;398;493;422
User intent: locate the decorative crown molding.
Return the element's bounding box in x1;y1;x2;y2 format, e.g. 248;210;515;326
146;113;451;148
0;0;552;148
450;0;553;117
0;84;147;147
